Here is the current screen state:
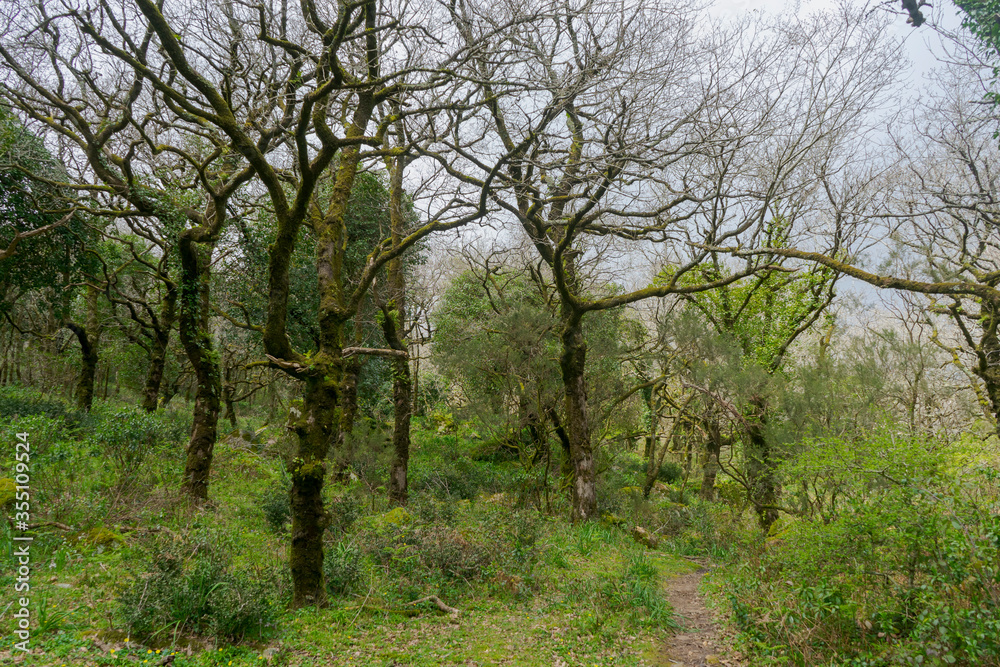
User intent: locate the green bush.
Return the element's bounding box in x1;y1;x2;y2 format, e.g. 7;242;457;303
413;524;494;580
324;540;363;597
328;492;364;534
409;453;495;499
655;461;683;484
259;478;291;534
117;536;285;641
0;413;75;460
0;385;70;420
720;431;1000;666
615;451;683;486
357;500;540;598
91;407;170;489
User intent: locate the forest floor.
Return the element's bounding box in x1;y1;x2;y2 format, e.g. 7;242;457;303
662;567;741;667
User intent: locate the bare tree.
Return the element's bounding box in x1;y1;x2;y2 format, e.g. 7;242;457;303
440;0;902;520
728;45;1000;436
0;0;544;605
0;0;265;496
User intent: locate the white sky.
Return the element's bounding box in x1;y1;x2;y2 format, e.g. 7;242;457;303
422;0;983;334
700;0;977;324
709;0;968;85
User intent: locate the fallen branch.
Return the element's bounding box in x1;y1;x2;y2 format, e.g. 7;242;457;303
406;595;460;617
8;520;76;532
347;595;461;619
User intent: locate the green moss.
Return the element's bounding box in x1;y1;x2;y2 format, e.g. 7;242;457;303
365;506;414;532
0;477;15;508
76;526;125;547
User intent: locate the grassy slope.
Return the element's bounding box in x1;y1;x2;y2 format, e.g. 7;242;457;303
0;393;700;667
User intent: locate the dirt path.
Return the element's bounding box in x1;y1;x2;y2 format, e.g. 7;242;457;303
662;568;740;667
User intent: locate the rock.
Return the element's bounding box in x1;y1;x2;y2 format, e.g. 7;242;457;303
630;525;659;549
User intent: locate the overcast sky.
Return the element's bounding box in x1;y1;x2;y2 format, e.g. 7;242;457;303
710;0;969;86
705;0;978;322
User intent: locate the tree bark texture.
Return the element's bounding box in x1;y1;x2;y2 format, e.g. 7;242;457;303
334;344;363;480
141;285;176;412
744;397;778;531
700;422;724;502
972;302;1000;438
383;145;413;507
66;322;97;412
382;308;411;506
286;103;372;605
177;232;221;502
141;336;168;412
66;285;102;412
290;374;339;607
560;310;596;521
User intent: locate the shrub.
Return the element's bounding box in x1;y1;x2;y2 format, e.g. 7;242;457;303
356;500;540;599
409;453;495;499
414;524;493;580
324;541;363;597
616;451;683;486
91;407;169;489
655;461;684;484
327;492;364;534
117;535;285;641
0;413;76;460
0;385;70;420
720;431;1000;666
259;478;291;534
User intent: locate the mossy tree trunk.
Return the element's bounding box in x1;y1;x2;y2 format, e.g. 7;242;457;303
744;396;778;531
290;368;341;607
178;230;221;502
335;315;365;480
66;322;97;412
963;301;1000;439
65;285;102;412
142;333;169;412
700;421;725;502
560;308;596;521
141;285;176;413
222;361;239;431
382;311;411;506
283;96;375;606
383;148;412;507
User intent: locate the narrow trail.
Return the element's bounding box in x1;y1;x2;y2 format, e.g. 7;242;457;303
662;568;742;667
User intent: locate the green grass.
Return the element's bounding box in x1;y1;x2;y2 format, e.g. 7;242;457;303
1;393;696;666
